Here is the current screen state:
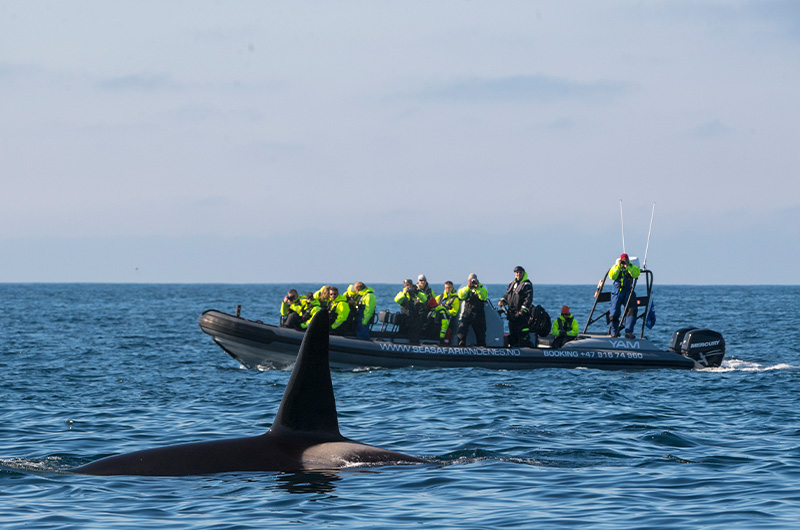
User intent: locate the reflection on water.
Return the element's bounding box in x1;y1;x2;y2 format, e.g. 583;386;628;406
274;470;341;494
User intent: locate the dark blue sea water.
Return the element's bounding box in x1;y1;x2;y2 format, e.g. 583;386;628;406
2;283;799;528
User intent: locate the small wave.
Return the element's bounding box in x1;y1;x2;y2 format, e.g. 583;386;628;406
642;431;697;448
707;359;799;372
0;456;72;474
255;361;295;372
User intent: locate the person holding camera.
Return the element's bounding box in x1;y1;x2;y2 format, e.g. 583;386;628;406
498;265;533;347
456;273;489;347
280;289;302;329
394;279;429;344
608;253;641;338
282;290;321;330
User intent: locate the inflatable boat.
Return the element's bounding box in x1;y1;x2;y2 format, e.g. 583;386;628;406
198;268;726;371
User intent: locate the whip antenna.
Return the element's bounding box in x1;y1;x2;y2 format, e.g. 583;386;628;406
619;199;626;253
643;202;656;268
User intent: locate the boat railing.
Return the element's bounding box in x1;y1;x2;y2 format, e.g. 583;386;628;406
583;268;653;338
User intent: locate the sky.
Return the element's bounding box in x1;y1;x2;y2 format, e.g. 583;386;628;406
1;1;798;285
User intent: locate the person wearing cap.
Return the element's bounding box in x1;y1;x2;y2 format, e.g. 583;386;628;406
498;266;534;347
394;279;428;344
416;274;436;301
608;253;641;338
456;273;489;346
551;305;580;348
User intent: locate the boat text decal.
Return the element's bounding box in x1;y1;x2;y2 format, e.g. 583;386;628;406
608;339;640;349
544;350;645;359
378;343;521;357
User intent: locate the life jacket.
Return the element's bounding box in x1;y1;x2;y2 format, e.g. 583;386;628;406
553;314;578;336
437;292;458;314
503;272;533;313
457;283;488;312
355;287;377;325
609;263;641;292
328;295;351;330
395;289;427;315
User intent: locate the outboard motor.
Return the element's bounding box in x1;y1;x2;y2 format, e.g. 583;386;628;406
670;328;725;368
669;327;697;353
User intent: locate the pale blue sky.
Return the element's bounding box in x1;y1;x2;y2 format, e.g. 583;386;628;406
2;1;798;284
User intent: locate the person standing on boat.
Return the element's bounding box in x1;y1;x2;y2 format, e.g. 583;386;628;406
456;273;489;347
352;281;377;340
498;265;533;347
417;275;436;301
418;274;442;339
434;281;461;343
608;253;641;338
551;305;579;348
395;279;428;344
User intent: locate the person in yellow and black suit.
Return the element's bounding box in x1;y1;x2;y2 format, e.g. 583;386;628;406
551;305;579;349
456;273;489;347
433;281;460;343
608;253;641;338
352;281;377;339
325;286;351;335
282;289;319;330
395;279;428;345
280;289;301;328
416;274;436;301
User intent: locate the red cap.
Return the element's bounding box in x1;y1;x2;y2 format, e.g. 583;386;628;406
561;305;570;315
620;253;629;262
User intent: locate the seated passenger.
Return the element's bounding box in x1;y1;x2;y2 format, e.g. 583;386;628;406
301;287;330;330
394;279;428;344
280;289;301;328
326;286;351;335
551;305;579;349
295;292;319;329
352;281;377;339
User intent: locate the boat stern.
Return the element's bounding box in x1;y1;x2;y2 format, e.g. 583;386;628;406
669;328;726;368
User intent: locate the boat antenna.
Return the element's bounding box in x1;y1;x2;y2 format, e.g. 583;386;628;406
643;202;656;268
619;199;626;253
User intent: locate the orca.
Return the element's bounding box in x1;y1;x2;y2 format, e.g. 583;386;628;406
70;308;423;476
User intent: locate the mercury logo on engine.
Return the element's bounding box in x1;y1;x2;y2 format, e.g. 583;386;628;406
689;340;721;349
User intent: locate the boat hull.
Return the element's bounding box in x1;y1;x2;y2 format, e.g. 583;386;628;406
199;310;702;370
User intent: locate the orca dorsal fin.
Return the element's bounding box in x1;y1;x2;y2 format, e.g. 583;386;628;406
270;308;342;436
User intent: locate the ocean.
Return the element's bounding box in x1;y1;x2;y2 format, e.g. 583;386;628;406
1;283;799;528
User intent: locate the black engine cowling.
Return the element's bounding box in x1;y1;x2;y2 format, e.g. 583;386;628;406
669;328;725;367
